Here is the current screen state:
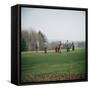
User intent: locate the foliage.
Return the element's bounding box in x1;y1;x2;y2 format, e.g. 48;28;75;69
21;37;28;51
21;29;47;51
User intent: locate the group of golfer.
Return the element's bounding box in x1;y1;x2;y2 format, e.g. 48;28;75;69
43;40;75;53
55;40;75;53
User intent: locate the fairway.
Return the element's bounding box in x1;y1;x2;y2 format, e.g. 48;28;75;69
21;48;85;82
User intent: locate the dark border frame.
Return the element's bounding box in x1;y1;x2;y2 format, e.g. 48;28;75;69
12;4;88;85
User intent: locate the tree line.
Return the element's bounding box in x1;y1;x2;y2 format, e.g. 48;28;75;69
21;28;47;51
21;28;85;52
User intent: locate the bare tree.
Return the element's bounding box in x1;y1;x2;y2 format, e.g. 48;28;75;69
21;29;48;51
38;31;47;50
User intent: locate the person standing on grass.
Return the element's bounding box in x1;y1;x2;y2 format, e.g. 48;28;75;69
36;41;39;52
44;41;47;53
57;41;62;53
66;40;70;52
55;46;58;52
71;42;75;51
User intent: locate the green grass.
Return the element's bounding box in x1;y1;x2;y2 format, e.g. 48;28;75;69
21;48;86;82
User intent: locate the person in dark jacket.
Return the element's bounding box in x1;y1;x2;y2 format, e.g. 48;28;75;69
55;46;58;52
57;41;62;53
71;42;75;51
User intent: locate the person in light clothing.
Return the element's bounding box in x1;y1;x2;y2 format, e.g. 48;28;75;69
66;40;70;52
36;41;39;52
44;41;47;53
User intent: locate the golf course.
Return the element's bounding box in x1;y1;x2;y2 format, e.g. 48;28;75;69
21;48;86;83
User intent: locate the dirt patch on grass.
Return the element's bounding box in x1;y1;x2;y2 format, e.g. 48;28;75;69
21;72;85;83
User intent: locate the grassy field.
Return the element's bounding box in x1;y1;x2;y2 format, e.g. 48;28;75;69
21;48;86;82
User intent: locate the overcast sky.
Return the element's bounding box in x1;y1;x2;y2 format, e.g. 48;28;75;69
21;7;85;42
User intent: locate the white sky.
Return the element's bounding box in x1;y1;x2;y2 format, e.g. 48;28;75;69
21;7;85;42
